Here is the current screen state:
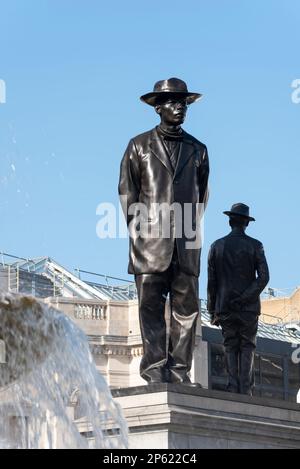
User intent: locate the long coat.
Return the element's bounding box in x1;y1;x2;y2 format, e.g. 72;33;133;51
207;232;270;315
118;126;209;276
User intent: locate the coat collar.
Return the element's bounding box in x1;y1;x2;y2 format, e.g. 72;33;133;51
228;230;247;237
150;127;197;178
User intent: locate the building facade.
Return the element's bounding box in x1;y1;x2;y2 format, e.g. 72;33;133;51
1;253;300;402
261;287;300;325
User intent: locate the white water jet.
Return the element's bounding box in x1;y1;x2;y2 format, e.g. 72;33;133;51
0;293;128;449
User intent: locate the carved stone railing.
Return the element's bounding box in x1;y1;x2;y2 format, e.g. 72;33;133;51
74;303;107;320
90;344;143;357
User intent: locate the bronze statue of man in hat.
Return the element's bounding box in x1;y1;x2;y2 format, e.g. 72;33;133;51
207;203;269;395
119;78;209;385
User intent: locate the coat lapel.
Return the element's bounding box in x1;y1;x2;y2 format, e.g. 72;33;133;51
174;134;197;179
150;128;197;178
150;129;173;176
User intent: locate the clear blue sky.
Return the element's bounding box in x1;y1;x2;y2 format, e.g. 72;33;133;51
0;0;299;297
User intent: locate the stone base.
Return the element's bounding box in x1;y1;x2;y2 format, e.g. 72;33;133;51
112;384;300;449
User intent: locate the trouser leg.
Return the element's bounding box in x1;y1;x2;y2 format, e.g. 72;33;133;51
239;348;255;395
135;272;169;383
168;268;199;383
225;351;240;393
220;313;240;393
239;315;258;395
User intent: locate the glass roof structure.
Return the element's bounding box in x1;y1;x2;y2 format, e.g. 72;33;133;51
1;251;300;344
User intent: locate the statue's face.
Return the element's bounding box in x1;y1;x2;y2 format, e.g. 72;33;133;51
155;97;188;126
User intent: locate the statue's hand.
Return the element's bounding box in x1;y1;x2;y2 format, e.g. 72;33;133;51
209;311;220;326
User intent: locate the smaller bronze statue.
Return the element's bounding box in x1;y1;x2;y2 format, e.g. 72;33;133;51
207;203;269;395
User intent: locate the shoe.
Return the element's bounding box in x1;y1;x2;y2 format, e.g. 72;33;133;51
141;366;169;384
182;382;202;388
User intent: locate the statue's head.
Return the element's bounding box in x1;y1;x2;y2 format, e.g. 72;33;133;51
140;77;202;126
229;215;250;230
154;96;188;126
223;203;255;230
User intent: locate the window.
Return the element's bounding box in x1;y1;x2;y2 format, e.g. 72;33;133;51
260;355;284;388
209;343;227;391
208;344;299;401
288;359;300;390
210;343;226;378
286;358;300;402
252;354;284;399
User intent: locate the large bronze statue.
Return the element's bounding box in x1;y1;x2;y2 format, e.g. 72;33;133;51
207;203;269;395
119;78;209;385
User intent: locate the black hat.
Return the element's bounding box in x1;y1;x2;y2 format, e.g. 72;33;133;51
223;203;255;221
140;77;202;106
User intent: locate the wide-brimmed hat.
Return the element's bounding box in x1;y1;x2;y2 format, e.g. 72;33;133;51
223;203;255;221
140;77;202;106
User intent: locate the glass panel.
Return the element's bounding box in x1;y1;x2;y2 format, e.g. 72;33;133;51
252;387;261;398
286;392;298;403
288;359;300;391
254;353;260;385
211;379;227;392
260;355;284;388
260;388;284;400
210;343;227;378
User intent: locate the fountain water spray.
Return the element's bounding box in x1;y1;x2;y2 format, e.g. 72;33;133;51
0;292;128;449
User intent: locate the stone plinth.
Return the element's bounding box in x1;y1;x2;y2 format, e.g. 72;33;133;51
112;384;300;449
